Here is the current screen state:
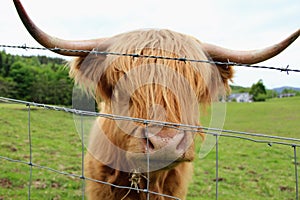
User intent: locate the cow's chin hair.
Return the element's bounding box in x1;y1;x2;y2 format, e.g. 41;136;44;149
125;146;195;172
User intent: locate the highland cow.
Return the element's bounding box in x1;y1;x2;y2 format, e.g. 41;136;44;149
13;1;299;199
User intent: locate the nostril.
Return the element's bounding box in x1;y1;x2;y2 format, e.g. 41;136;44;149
176;133;187;151
142;137;155;151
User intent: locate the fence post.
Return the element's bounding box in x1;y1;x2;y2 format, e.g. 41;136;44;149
27;104;33;200
80;114;85;200
216;135;219;200
293;145;299;200
144;121;150;200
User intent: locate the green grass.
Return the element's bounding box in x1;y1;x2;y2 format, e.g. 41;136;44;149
0;97;299;199
0;103;82;199
190;97;300;200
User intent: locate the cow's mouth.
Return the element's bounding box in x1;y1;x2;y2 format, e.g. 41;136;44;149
125;126;195;171
126;151;193;172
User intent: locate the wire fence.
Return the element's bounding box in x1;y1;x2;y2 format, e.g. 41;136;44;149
0;44;300;74
0;96;299;200
0;44;299;199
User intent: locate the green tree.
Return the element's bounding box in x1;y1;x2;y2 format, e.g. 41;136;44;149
0;52;3;75
249;79;267;101
3;55;11;77
282;88;295;94
9;62;36;101
0;77;16;97
0;51;73;105
281;88;300;96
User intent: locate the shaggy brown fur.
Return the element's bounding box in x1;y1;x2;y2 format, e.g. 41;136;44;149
69;29;233;199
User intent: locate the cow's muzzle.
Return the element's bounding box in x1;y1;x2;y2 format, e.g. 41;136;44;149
126;126;195;171
140;127;194;161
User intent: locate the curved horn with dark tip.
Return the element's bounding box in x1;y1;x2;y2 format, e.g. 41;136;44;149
202;29;300;64
13;0;107;56
14;0;299;61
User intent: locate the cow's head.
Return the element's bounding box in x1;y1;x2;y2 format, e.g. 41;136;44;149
14;0;299;172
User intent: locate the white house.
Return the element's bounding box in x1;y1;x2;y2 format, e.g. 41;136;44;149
278;93;296;98
228;93;253;103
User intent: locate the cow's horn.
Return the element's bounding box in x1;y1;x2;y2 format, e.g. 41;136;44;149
202;29;300;64
13;0;107;56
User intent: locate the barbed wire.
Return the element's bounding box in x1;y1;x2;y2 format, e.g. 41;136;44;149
0;44;299;74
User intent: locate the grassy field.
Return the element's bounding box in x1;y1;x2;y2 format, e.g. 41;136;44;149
0;97;299;199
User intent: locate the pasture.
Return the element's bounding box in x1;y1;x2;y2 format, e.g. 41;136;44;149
0;97;299;200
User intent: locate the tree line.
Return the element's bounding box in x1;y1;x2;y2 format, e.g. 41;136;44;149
231;79;300;102
1;50;298;105
0;50;73;105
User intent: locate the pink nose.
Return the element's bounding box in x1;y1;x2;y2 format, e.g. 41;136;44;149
144;129;188;153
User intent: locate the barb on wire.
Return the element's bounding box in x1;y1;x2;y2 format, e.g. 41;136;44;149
0;44;299;73
283;65;290;75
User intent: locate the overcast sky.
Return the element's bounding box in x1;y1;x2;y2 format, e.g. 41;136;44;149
0;0;299;89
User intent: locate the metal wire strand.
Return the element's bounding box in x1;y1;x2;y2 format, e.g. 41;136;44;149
0;44;299;73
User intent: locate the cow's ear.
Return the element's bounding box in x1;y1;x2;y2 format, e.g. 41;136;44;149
69;46;110;100
216;65;234;91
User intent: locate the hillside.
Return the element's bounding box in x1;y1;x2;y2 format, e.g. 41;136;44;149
273;86;300;93
230;84;300;95
230;85;250;93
